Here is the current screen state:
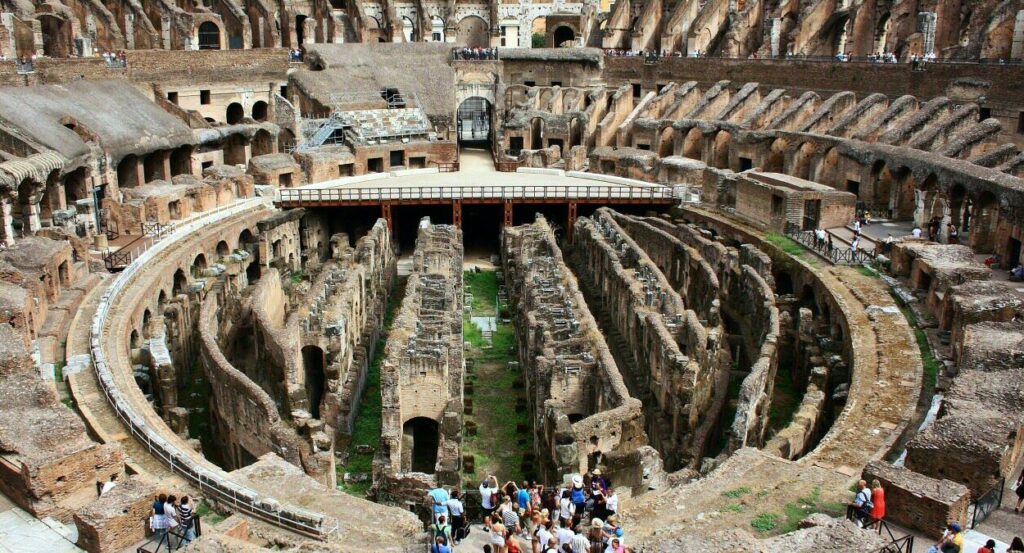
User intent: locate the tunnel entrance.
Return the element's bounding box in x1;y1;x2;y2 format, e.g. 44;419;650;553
457;97;492;148
302;345;326;419
463;204;502;257
404;417;439;473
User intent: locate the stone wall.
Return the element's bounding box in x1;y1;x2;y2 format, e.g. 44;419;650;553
503;216;646;482
571;208;729;471
376;218;464;502
73;477;157;553
862;461;970;539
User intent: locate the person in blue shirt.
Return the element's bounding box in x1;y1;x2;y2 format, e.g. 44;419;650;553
516;481;531;512
427;487;450;523
430;536;452;553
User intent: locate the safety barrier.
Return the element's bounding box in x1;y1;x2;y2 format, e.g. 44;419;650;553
276;184;676;204
90;198;337;540
970;478;1005;529
784;222;876;265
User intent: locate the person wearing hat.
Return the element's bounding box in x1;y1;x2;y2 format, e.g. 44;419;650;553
569;475;588;524
927;522;964;553
591;469;609;495
480;475;499;524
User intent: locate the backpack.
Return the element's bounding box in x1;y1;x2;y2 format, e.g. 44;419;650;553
431;523;449;541
571;487;586;504
858;489;873;511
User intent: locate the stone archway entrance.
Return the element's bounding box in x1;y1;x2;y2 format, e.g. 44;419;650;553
457;96;492;146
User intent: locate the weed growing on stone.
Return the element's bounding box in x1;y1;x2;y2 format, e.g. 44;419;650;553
751;512;781;532
723;486;752;499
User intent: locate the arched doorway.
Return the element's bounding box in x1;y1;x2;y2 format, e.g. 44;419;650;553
457;97;492;146
192;253;208;276
172;269;188;296
457;15;489;49
226;103;244;124
39;15;72;57
251;101;268;122
251;129;274;156
216;240;230;258
530;117;544;150
198;22;221;50
403;417;439;473
301;345;325;419
295;15;308;46
552;25;575;47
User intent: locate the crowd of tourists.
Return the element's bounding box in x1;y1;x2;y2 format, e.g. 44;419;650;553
148;493;199;548
426;470;629;553
453;48;499;61
848;478;1024;553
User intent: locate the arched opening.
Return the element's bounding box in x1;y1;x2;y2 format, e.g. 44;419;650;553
278;128;296;152
915;174;943;228
892;167;916;220
158;290;167;308
456;15;489;49
239;228;260;282
117;155;140;188
251;129;274;157
226;103;245;125
765;138;786;172
552;25;575;47
569;117;583;149
530;117;544;150
711;131;731;169
657;126;675;158
251;101;268;122
295;15;307;46
402;16;416;42
142;309;152;338
971;191;1000;254
792;143;816;181
403;417;440;473
775;271;794;295
63;168;88;205
948;184;967;230
813;147;840;188
192;253;208;276
430;16;444;42
143;152;166;183
130;329;141;350
13;178;36;236
223;134;247;166
682;128;702;160
875;13;891;55
198;21;221;50
301;345;325;419
457;96;492;147
799;284;819;315
216;240;230;258
172;269;188;296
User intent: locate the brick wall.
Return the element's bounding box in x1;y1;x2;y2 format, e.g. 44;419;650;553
73;477;157;553
862;460;970;540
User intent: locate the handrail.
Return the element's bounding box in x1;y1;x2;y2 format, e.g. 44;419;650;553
275;184;675;204
90;198;337;540
136;515;203;552
970;477;1005;529
103;222;174;271
784;221;876;265
846;506;915;553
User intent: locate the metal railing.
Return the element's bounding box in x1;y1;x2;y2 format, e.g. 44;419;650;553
136;516;203;552
846;506;915;553
434;161;459;173
276;184;676;204
450;47;499;61
784;222;876;265
90;198;337;539
103;222;174;271
970;478;1005;529
15;61;34;74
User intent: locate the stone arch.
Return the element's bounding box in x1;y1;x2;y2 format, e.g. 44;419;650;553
63;167;89;205
970;191;1000;254
456;15;489;49
251;101;268;122
302;345;326;419
530;117;544;150
39;14;73;58
172;268;188;296
569;117;583;149
197;21;222;50
657;125;675;158
813;147;840;187
143;151;167;183
226;103;245;125
403;416;439;473
402;16;416;42
948;184;968;231
13;177;41;235
223;134;247;166
142;308;152;338
874;12;892;55
278;128;296;152
457;96;492;145
192;253;208;276
682;127;702;160
765;138;786;172
117;154;140;189
552;25;575;47
40;169;61;224
216;240;230;258
915;174;944;228
710;131;731;169
791;142;816;181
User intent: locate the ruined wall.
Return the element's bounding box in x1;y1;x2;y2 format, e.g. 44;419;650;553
571;208;729;471
375;218;463;502
862;460;970;540
503;216;646;482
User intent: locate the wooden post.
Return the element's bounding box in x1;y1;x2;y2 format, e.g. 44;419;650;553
567;201;578;243
503;201;514;227
381;202;393;232
452;199;462;229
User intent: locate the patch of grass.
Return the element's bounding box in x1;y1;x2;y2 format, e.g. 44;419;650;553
195;501;227;527
857;264;880;278
777;486;846;533
751;512;781;533
725;503;745;513
764;233;807;257
289;270;305;284
894;301;939;395
723;486;752;499
337;278;405;497
464;270;500;314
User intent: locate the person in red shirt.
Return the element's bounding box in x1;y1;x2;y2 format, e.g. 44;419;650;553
978;538;997;553
870;479;886;532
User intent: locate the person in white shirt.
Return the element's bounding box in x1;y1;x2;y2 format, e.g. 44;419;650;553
558;489;575;523
911;227;922;239
535;519;554;551
556;519;575;547
605;488;619;516
480;475;498;523
446;489;465;544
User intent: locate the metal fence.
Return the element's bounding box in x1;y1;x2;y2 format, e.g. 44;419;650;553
277;184;676;204
90;199;336;540
971;478;1005;529
846;506;915;553
784;222;876;265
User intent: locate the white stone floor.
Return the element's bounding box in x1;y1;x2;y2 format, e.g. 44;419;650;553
0;493;82;553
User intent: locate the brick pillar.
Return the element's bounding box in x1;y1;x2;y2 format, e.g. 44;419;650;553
162;152;172;181
0;198;14;245
381;202;393;232
24;201;41;233
503;200;513;227
567;202;577;243
134;156;145;186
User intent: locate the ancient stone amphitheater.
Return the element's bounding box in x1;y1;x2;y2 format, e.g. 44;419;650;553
0;2;1022;552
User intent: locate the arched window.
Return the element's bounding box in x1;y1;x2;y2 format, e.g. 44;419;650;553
198;22;221;50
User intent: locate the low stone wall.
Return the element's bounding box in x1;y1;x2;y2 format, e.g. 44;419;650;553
862;461;970;539
73;477;156;553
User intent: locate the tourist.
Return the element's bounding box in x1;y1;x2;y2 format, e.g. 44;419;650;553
556;518;575;548
432;536;452;553
502;496;522;534
149;494;169;542
99;474;117;496
1008;537;1024;552
490;521;509;553
518;481;532;513
534;518;554;553
482;475;499;522
164;495;180;546
559;489;575;524
428;486;450;523
446;488;466;544
1010;264;1024;282
1015;470;1024;512
591;469;609;495
912;226;923;239
569;475;587;522
543;536;559;553
178;496;196;544
431;514;453;544
530;482;544;511
604;489;618;519
815;228;827;249
948;224;959;244
587;517;606;548
847;479;874;527
980;539;998;553
870;480;886;532
927;522;964;553
605;537;625;553
506;527;523;553
851;236;860;253
570;526;591;553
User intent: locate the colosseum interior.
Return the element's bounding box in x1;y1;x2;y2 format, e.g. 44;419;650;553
0;1;1022;551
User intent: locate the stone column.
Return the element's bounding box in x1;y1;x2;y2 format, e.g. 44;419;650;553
0;198;14;246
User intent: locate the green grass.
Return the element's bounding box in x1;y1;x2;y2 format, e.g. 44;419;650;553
723;486;752;499
768;364;799;432
460;270;529;483
725;503;745;513
778;486;846;534
857;264;880;278
751;512;781;533
289;270;305;284
195;501;227;527
336;279;404;497
764;233;808;257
